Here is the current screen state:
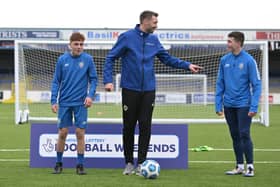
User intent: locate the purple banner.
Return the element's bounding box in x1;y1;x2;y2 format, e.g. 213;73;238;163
30;123;188;169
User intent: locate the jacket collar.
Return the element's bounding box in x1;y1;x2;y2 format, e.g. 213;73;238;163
134;24;149;37
233;49;244;57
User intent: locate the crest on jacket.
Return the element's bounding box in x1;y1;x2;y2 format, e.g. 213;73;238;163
79;62;84;68
239;63;244;70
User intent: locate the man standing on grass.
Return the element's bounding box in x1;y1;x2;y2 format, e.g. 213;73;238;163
103;10;202;176
215;31;261;177
51;32;98;175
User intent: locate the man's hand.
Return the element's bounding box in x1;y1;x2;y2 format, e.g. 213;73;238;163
216;111;224;118
189;64;203;73
84;97;93;108
248;112;257;117
51;104;58;113
105;83;114;92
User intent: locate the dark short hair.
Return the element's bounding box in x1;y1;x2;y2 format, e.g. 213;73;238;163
228;31;245;47
70;32;85;42
140;10;158;23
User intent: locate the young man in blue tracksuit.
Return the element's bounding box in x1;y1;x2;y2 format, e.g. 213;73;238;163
103;10;202;175
215;31;261;177
51;32;98;175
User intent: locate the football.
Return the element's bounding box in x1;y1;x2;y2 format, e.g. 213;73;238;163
140;160;160;179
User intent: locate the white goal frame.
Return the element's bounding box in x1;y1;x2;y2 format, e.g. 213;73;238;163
14;40;269;126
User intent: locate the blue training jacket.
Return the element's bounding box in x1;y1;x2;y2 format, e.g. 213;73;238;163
215;50;261;113
103;24;191;91
51;52;98;106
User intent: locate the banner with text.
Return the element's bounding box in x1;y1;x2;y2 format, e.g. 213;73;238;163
30;123;188;169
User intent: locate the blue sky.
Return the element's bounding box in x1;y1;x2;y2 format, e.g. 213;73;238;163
1;0;279;29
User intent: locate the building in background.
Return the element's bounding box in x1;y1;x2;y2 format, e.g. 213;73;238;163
0;28;279;94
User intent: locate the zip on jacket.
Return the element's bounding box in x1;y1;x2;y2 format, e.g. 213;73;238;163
103;24;191;92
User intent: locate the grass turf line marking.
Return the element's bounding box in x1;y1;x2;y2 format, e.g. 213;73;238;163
189;148;280;152
189;161;280;164
1;148;280;152
0;149;29;152
1;159;280;164
0;159;29;162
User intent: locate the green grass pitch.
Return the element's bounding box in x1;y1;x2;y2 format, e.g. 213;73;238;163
0;103;280;187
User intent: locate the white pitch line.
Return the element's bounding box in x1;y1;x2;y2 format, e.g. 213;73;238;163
254;149;280;152
0;159;280;164
212;148;280;152
0;159;29;162
1;148;280;152
189;148;280;152
0;149;30;152
189;161;280;164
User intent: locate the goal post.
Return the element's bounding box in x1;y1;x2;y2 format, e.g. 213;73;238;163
14;40;269;126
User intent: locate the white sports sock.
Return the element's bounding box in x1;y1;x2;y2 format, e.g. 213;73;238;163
237;164;244;170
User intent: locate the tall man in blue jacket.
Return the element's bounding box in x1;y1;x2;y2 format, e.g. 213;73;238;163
103;10;202;175
215;31;261;177
51;32;98;175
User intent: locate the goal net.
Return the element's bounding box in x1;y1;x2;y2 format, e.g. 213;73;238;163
14;40;269;126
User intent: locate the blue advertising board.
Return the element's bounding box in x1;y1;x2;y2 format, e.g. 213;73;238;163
30;123;188;169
